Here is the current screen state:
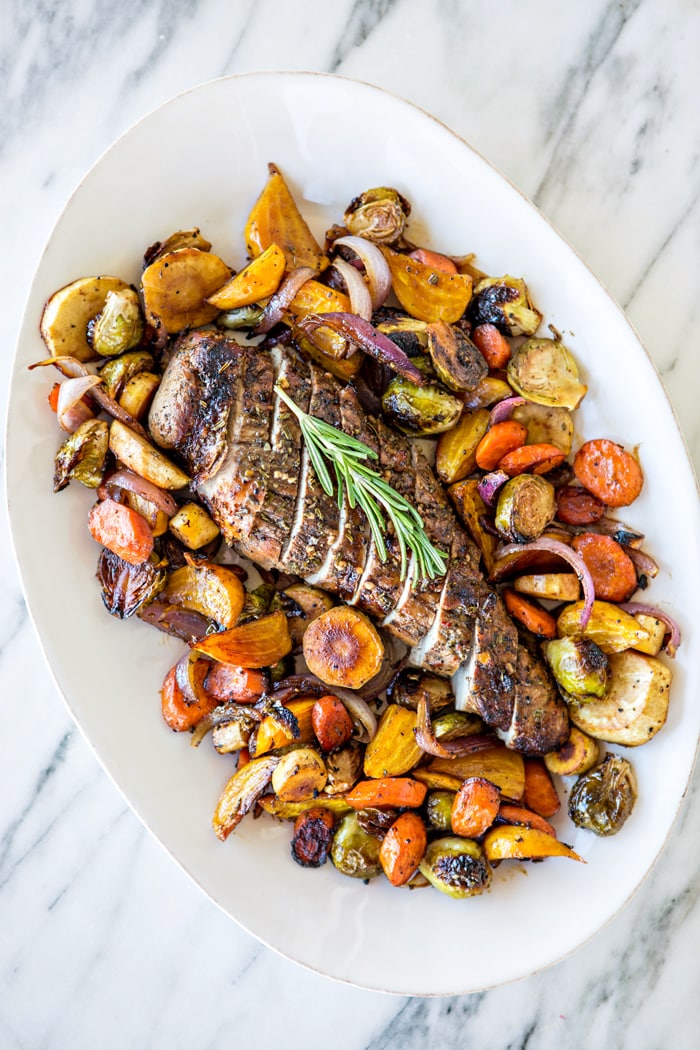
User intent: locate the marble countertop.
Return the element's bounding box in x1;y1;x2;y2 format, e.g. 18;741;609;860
2;1;699;1046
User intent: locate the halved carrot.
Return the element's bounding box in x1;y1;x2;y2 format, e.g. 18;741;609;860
48;382;61;412
204;665;267;705
523;759;561;818
555;485;605;525
408;248;458;274
502;588;557;639
161;662;217;732
471;324;511;369
573;438;644;508
498;443;566;477
450;777;501;838
379;812;428;886
570;532;638;602
88;497;154;566
475;420;528;471
345;777;427;810
496;803;556;837
311;695;355;752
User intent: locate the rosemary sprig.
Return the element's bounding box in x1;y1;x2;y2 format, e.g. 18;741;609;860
275;385;448;582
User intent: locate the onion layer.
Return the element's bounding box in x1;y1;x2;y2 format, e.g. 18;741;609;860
333;235;392;310
254;266;316;334
498;537;596;628
297;312;424;383
331;257;373;321
56;375;101;432
489;396;526;427
477;470;509;508
102;468;178;516
415;697;497;758
619;603;681;657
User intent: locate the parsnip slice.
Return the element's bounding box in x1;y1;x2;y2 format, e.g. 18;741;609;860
108;419;190;489
40;276;132;361
568;649;672;746
140;248;232;333
513;573;581;601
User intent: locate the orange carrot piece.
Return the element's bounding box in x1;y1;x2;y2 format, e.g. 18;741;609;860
88;497;154;566
573;438;644;508
523;759;561;818
496;803;556;837
408;248;458;274
475;420;527;471
503;588;557;639
237;747;251;770
48;383;61;412
555;485;606;525
204;664;267;705
450;777;501;838
498;443;566;477
345;777;427;810
570;532;638;602
471;324;512;369
379;812;428;886
161;662;217;732
311;695;355;752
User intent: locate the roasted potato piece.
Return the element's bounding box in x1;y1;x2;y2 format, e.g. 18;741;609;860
513;573;581;601
245;162;328;273
168;502;221;550
544;727;600;777
207;242;286;310
141;248;232;333
41;276;133;361
631;614;667;656
363;705;422;778
271;748;328;803
118;371;160;420
436;408;490;484
161;563;245;629
108;419;190;490
568;650;672;746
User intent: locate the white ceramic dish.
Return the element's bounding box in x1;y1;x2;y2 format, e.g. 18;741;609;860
6;72;700;996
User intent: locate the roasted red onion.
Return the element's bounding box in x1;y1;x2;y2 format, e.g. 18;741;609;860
297;312;424;383
477;470;509;508
619;603;681;657
489;396;526;427
415;697;497;758
175;650;210;706
102;468;178;516
136;601;212;642
30;355;150;438
333;235;392;309
623;546;659;579
56;375;101;432
498;537;595;628
254;265;316;334
331;256;373;321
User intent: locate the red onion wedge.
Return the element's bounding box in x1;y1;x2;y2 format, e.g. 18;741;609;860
477;470;509;508
624;546;659;579
297;312;424;384
331;256;373;321
175;650;211;706
489;396;526;427
29;355;150;438
415;697;497;758
333;235;392;310
498;537;596;629
56;375;101;432
102;468;178;516
253;265;316;334
619;603;681;657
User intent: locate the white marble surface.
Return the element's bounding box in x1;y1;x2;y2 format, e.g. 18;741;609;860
1;0;699;1046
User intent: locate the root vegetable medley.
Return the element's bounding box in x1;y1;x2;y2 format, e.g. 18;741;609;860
33;163;680;898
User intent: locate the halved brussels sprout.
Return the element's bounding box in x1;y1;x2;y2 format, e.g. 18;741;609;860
544;637;610;700
382;372;463;435
507;338;587;410
427;320;488;392
568;754;637;836
216;304;265;330
418;836;492;899
432;711;484;741
97;548;166;619
511;402;574;455
325;742;363;796
468;275;542;336
494;474;556;542
388;669;455;713
99;350;155;401
425;790;456;831
330;812;382;879
53;418;109;492
89;288;144;357
375;312;429;356
344;187;411;245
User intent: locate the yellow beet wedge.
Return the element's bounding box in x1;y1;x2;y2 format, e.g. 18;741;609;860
245;162;327;272
206;242;286;309
483;826;584;863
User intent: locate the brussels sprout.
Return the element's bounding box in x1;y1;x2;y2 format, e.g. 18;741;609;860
544;637;610;700
99;350;155;400
568;754;637;836
330;813;382;879
89;288;144;357
325;742;363;796
144;228;212;265
375;312;429;356
507;338;587;410
268;655;295;683
418;836;492;899
216;304;265;329
238;584;275;625
494;474;556;542
432;711;484;741
427;320;488;392
425;791;456;831
97;548;166;619
53;418;109;492
468;275;542;336
388;669;455;713
344;186;411;245
382;372;463;435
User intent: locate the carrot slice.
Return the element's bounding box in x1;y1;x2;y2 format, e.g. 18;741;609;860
555;485;605;525
161;662;217;732
502;588;557;639
475;420;527;471
345;777;427;810
498;443;566;477
204;665;267;705
496;803;556;837
48;382;61;412
408;248;458;274
379;812;428;886
471;324;511;369
311;695;355;752
523;759;561;818
450;777;501;837
571;532;638;602
573;438;644;508
88;497;154;566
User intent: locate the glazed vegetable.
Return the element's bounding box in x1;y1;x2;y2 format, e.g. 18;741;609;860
381;246;473;324
259;795;351;820
482;827;583;863
435;408;490;484
330;813;383;879
555;485;605;525
573;439;644;508
570;533;638;603
418;837;492;899
161;563;245;629
511;402;574;455
251;699;316;757
312;696;355;753
168;503;221;550
568;754;637;836
375;312;429;355
409;248;457;273
544;637;610;700
161;661;217;733
345;777;427;810
557;600;650;653
89;288;144;357
502;588;557;639
290;808;336;868
271;748;328;803
204;665;267;705
498;443;565;477
463;375;513;409
40;275;135;361
88;498;154;566
425;790;456;831
109;420;190;490
382;371;463;436
471;323;511;369
212;755;279;841
302;607;384;690
475;420;527;471
427;746;525;800
344;186;410;245
450;777;501;838
544;727;600;777
507;338;587;410
495;474;556;542
379;812;428;887
193;610;292;668
522;759;560;818
363;704;422;778
389;669;455;713
284;584;335;645
568;649;672;746
426;320;487;392
496;805;555;837
97;548;165;619
141;248;232;333
207;242;286;310
496;538;596;629
468;275;542;336
53;418;109;492
246;162;327;272
448;478;498;574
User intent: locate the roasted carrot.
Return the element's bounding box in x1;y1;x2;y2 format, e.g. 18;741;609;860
408;248;458;274
555;484;605;525
290;807;336;868
471;324;512;369
496;803;556;837
475;420;527;471
204;664;267;705
161;662;217;732
345;777;427;810
48;382;60;412
379;812;428;886
571;532;638;602
498;443;566;477
311;695;355;752
502;588;557;639
573;438;644;508
450;777;501;838
523;758;561;818
88;497;154;566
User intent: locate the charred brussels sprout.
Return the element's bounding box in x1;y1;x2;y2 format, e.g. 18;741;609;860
568;754;637;836
99;350;155;400
97;548;166;619
238;584;275;625
89;288;144;357
544;637;610;700
425;791;456;831
388;669;455;713
419;837;492;899
53;418;109;492
468;276;542;336
375;311;429;356
325;742;363;795
216;304;265;330
432;711;484;741
330;813;382;879
494;474;556;542
507;338;587;410
382;369;463;436
427;320;488;392
344;186;411;245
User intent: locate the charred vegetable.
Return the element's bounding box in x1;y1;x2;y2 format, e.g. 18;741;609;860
97;548;166;618
325;742;363;795
99;350;155;401
507;337;587;410
418;837;492;899
382;371;463;436
389;669;455;713
568;754;637;836
427;320;488;392
290;807;336;868
448;478;498;574
544;637;610;701
330;812;383;879
161;563;245;629
544;727;600;777
568;649;672;746
482;826;583;863
468;275;542;336
89;288;144;357
302;607;384;690
54;418;108;492
271;748;328;803
375;312;429;355
344;186;410;245
212;755;279;841
425;791;456;831
495;474;556;542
